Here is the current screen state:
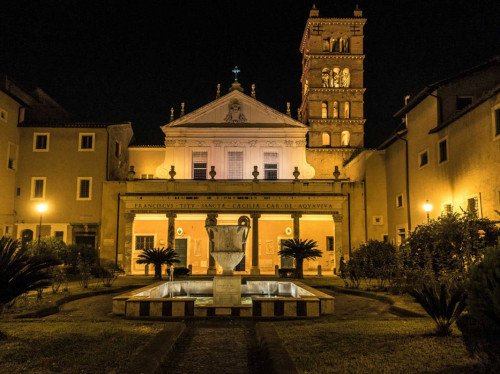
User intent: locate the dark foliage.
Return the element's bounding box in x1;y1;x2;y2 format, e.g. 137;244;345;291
278;238;322;279
166;266;190;277
136;247;180;280
410;283;467;336
0;237;59;314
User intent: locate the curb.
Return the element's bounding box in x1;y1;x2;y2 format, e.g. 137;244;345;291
320;285;426;318
15;285;141;319
124;322;185;374
255;322;299;374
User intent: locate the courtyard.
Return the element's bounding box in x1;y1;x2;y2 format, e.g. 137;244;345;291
0;275;483;374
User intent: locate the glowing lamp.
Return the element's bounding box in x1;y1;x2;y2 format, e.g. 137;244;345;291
423;201;432;212
37;203;47;213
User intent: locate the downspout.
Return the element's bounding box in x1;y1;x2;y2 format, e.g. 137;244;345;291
347;192;352;257
115;192;120;265
106;129;110;180
396;131;411;232
363;181;368;242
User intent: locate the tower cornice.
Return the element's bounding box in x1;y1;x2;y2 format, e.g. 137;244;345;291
300;18;366;52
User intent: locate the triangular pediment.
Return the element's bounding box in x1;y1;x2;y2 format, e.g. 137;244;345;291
162;89;305;130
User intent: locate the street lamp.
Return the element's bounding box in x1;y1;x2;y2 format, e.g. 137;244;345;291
424;200;432;223
36;203;47;250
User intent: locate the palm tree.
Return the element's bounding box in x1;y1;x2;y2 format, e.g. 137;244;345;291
0;237;59;315
278;238;322;279
136;247;180;280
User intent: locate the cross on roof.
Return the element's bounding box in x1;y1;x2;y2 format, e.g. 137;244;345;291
232;66;241;81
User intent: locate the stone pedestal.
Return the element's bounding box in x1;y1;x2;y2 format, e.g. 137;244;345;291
213;275;241;306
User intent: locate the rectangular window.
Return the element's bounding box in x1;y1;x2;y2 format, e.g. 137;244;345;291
33;133;49;151
456;96;473;111
438;139;448;163
418;150;429;168
192;151;208;180
0;108;7;122
495;109;500;137
115;141;121;157
467;197;479;217
140;174;154;179
7;143;17;170
397;228;406;245
79;133;95;151
227;151;243;179
135;235;155;251
54;231;64;241
77;177;92;200
31;177;46;200
263;152;278;180
16;187;20;196
442;203;453;215
396;193;403;208
326;236;334;251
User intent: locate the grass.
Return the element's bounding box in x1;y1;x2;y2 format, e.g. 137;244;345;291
1;276;154;316
0;320;163;374
274;318;481;373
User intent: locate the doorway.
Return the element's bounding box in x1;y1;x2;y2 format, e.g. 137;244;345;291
175;238;188;267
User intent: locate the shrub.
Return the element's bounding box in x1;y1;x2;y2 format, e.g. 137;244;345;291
63;244;98;274
50;266;68;294
410;283;467;336
26;236;67;262
0;237;59;315
457;246;500;369
167;266;190;277
99;260;124;287
402;212;499;285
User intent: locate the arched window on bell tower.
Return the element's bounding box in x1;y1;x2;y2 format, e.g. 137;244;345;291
344;102;350;118
333;101;339;118
342;68;350;88
341;130;351;146
321;102;328;118
322;132;331;146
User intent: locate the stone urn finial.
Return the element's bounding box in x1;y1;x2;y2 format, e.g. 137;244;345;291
293;166;300;181
333;166;341;180
209;166;216;180
252;165;259;181
169;165;176;181
127;165;135;181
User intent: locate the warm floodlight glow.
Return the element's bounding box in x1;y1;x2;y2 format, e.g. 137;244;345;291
423;201;432;212
37;203;47;213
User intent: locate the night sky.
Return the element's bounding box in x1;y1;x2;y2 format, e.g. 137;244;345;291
1;0;499;147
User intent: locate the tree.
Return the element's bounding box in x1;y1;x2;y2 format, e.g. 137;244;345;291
0;237;58;320
136;247;179;280
278;238;322;279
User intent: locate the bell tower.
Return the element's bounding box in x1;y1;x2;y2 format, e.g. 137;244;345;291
300;5;366;149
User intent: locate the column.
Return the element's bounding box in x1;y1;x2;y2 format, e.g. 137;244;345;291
206;213;218;275
123;213;135;274
292;213;302;240
250;213;261;275
333;213;343;273
166;212;177;250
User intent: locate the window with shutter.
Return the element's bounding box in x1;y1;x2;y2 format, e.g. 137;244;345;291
263;152;278;180
227;151;243;179
192;151;208;180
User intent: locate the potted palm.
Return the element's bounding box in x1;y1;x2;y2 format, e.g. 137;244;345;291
278;238;322;279
136;247;179;280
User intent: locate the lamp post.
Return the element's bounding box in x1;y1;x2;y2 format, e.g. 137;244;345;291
424;200;432;224
36;203;47;251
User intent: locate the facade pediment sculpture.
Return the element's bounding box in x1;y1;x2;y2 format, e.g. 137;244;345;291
224;100;247;123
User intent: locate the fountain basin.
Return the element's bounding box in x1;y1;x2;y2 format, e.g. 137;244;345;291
113;280;334;318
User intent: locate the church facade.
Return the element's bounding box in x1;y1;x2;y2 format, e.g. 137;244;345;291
1;5;498;276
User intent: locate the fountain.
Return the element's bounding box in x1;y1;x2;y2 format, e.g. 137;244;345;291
205;215;250;305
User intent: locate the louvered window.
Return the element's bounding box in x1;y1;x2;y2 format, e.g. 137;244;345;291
192;151;207;180
227;151;243;179
263;152;278;180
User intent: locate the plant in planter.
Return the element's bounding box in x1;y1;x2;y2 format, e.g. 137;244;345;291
410;283;467;336
278;239;321;279
136;247;180;280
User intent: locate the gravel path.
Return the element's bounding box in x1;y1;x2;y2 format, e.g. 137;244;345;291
43;293;116;320
164;319;263;374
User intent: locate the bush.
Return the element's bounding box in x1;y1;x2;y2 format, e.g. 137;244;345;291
26;236;67;262
457;246;500;369
98;260;124;287
345;240;397;289
63;244;98;274
410;283;467;336
402;212;499;286
166;266;190;277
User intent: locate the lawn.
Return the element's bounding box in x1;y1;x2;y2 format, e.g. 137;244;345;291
274;317;481;373
0;320;163;374
0;276;154;317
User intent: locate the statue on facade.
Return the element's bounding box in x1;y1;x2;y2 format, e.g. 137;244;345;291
322;70;330;87
224;100;247;123
333;101;339;118
342;68;350;88
332;68;340;88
